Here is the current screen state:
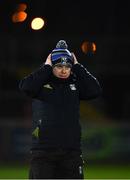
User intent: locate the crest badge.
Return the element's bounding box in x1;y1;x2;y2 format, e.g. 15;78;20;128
70;84;76;90
61;57;68;65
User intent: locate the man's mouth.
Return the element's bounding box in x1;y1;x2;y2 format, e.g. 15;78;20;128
59;75;68;78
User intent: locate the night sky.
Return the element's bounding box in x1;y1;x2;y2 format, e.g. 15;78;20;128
0;0;130;120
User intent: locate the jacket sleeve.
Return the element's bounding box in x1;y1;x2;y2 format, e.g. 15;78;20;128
19;64;52;97
72;63;102;100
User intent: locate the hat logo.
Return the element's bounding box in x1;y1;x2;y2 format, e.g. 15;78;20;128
61;57;68;64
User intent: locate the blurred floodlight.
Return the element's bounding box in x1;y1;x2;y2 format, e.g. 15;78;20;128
17;3;27;11
12;11;27;23
81;41;96;54
31;17;45;30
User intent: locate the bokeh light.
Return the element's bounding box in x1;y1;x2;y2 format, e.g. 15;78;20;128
81;41;96;54
17;3;27;11
31;17;45;30
12;11;27;23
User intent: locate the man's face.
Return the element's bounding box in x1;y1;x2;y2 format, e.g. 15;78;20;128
53;64;71;79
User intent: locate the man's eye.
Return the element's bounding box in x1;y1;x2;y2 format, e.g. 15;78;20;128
65;66;71;69
57;65;62;68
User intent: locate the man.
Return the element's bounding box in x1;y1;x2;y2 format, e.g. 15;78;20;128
19;40;101;179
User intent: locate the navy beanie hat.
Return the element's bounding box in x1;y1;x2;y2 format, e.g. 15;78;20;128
51;40;73;67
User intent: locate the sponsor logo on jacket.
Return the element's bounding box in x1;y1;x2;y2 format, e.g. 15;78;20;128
43;84;53;89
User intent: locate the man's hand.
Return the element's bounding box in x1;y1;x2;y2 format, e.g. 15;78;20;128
71;53;78;64
45;54;52;66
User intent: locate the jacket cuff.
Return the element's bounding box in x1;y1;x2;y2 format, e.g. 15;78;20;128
72;63;86;74
34;64;52;80
41;64;52;73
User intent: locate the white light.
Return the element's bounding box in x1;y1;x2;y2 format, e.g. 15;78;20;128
31;17;45;30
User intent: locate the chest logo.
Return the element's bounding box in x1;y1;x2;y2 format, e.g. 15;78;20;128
69;84;76;90
43;84;53;89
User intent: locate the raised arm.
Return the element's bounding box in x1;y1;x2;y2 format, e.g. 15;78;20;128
72;53;102;100
19;54;52;97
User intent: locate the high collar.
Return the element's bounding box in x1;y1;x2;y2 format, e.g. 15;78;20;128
51;74;74;84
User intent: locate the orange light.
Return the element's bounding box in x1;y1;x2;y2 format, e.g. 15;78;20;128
31;17;45;30
92;42;96;52
12;11;27;23
81;42;89;54
81;41;96;54
17;3;27;11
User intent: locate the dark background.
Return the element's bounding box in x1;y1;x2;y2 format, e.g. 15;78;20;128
0;0;130;164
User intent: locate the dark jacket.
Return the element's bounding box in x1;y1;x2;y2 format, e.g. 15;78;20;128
19;63;101;151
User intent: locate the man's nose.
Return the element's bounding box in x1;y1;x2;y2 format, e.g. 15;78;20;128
62;66;66;72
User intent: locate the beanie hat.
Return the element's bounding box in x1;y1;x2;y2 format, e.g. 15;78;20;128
51;40;73;67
